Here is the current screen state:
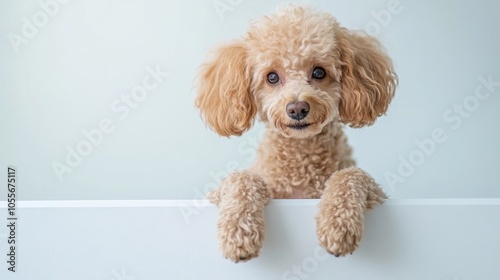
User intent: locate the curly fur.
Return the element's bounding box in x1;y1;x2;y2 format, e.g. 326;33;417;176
196;5;397;262
196;42;256;136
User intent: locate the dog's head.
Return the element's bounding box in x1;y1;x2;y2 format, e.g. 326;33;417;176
196;6;397;138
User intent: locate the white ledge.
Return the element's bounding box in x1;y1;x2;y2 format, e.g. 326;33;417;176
3;198;500;208
0;198;499;279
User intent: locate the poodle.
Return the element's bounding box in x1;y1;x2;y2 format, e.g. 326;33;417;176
195;5;397;262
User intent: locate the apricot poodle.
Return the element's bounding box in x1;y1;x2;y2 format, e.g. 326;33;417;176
196;5;397;262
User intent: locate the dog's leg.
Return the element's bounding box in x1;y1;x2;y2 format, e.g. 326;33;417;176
316;166;387;256
207;171;270;262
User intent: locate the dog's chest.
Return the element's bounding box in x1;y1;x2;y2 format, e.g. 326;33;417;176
270;147;339;198
252;129;342;199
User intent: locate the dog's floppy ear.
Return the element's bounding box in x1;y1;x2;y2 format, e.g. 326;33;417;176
337;28;397;127
196;41;256;137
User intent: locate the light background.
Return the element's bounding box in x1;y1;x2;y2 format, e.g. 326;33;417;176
0;0;499;200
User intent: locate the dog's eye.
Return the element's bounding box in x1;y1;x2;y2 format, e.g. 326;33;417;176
312;67;326;80
266;72;280;85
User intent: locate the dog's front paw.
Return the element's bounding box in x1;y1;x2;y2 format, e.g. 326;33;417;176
218;210;265;262
206;188;221;206
316;207;364;257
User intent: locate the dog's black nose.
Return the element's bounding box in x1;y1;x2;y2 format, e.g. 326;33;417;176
286;101;310;120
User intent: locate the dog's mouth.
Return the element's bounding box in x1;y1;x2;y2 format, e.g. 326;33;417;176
287;123;313;130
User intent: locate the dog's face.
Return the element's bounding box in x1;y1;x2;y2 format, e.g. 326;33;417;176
196;6;397;138
246;8;342;138
250;61;339;139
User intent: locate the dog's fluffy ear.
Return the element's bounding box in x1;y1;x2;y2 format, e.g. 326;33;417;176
337;28;397;127
196;41;256;137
